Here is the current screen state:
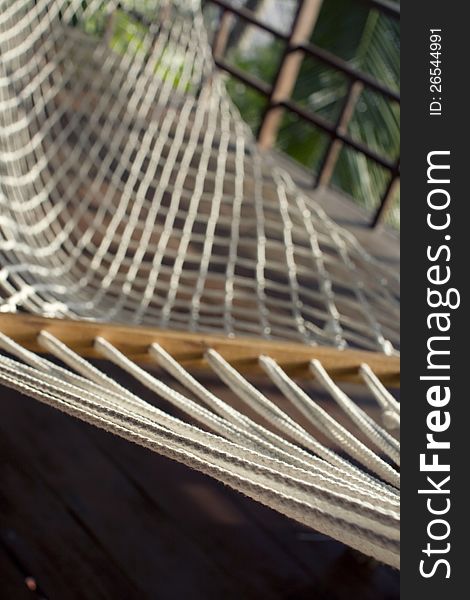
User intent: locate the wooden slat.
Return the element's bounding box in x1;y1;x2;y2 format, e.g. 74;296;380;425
0;314;399;386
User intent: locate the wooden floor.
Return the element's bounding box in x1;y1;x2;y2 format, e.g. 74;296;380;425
0;376;399;600
0;186;400;600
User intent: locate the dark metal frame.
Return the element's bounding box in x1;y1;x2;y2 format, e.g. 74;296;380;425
206;0;400;227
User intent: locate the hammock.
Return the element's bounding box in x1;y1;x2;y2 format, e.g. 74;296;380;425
0;0;400;568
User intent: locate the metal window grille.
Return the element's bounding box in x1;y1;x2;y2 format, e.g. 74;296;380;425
205;0;400;227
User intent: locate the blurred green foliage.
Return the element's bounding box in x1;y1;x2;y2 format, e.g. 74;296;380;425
64;0;400;227
78;4;192;92
225;0;400;228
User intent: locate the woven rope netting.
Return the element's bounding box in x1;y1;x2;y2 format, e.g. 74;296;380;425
0;0;400;568
0;0;399;352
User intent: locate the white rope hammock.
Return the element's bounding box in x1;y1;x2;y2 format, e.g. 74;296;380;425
0;0;400;568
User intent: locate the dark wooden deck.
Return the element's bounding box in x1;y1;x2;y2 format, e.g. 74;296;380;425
0;185;399;600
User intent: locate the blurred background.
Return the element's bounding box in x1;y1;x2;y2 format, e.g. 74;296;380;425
76;0;400;228
203;0;400;229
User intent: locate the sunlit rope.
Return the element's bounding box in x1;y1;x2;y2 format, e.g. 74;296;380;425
0;0;399;351
0;0;400;567
0;330;399;568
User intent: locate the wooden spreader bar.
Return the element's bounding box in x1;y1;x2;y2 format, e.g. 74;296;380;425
0;314;399;386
